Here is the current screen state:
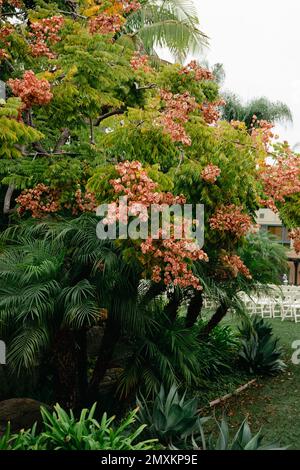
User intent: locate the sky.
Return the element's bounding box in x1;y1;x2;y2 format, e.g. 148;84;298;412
162;0;300;149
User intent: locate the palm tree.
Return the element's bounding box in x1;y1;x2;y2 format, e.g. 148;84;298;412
123;0;208;62
221;93;293;129
0;219;101;408
0;215;200;406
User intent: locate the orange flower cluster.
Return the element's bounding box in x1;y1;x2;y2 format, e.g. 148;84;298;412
16;184;60;218
130;52;153;72
251;115;275;150
0;48;8;59
0;25;13;59
8;70;53;109
141;236;208;289
88;0;140;35
106;160;185;223
259;154;300;208
89;13;124;34
201;164;221;183
106;0;140;14
210;205;252;238
0;0;22;7
29;15;64;58
159;90;198;146
179;60;214;81
16;184;97;218
74;189;97;214
121;0;141;13
289;228;300;254
200;99;225;125
220;253;252;279
105;161;208;289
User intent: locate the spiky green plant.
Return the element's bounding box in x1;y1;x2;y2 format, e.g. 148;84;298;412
137;384;208;447
193;417;286;450
238;316;286;375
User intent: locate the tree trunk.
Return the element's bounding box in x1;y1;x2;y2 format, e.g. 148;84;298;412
185;290;203;328
88;320;120;401
200;302;229;337
52;329;86;409
53;128;70;152
165;290;182;323
75;329;88;408
3;185;15;215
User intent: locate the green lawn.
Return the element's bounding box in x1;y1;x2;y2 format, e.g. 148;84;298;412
215;318;300;449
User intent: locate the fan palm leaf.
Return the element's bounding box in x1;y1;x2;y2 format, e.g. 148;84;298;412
124;0;208;61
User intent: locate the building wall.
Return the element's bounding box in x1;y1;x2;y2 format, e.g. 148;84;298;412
288;261;300;286
256;209;282;226
256;209;300;285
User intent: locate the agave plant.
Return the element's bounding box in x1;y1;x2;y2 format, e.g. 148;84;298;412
137;384;208;447
192;418;286;450
238;316;286;375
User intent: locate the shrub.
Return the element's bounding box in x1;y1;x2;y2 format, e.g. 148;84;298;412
238;316;286;375
137;384;286;450
192;417;286;450
0;404;157;450
137;384;208;448
196;321;240;379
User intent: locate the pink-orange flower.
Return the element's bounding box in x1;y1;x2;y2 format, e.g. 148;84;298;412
210;205;252;238
130;52;153;73
89;14;124;34
220;253;252;279
159;90;198;146
289;228;300;254
104;160;208;289
179;60;214;81
29;15;64;58
200;99;225;124
16;184;60;218
8;70;53;109
259;154;300;207
201;164;221;183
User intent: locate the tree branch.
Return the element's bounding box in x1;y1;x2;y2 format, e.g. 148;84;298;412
200;301;229;337
94;108;126;127
134;82;157;91
23;109;50;155
58;9;87;19
3;184;15;215
89;118;95;145
185;290;203;327
53;128;70;153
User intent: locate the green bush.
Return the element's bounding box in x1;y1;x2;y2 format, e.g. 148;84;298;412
238;316;286;375
0;404;157;450
192;417;286;450
197;322;240;379
137;384;208;448
137;384;286;450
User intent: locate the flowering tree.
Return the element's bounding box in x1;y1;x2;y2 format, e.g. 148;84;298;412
0;0;299;403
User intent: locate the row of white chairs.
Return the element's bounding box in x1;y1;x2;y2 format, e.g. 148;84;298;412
204;286;300;323
244;293;300;323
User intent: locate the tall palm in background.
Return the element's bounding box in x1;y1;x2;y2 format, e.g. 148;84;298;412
221;93;293;129
123;0;208;62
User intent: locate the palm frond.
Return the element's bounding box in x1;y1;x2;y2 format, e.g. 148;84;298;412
124;0;208;61
7;327;50;375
